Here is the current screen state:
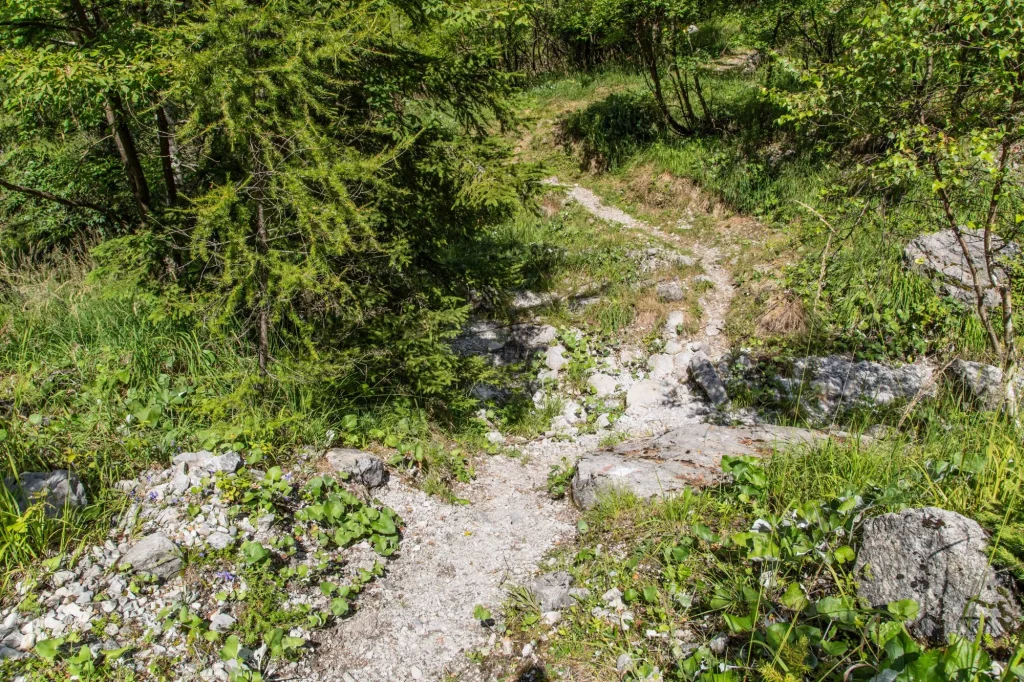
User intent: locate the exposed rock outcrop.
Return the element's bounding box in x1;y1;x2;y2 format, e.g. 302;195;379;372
6;470;87;518
855;507;1020;641
570;423;823;509
905;228;1017;307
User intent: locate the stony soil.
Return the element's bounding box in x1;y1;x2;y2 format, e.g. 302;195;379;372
310;179;734;681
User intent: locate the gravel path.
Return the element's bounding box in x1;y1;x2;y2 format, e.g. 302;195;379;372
312;441;585;682
311;180;731;681
545;177;736;358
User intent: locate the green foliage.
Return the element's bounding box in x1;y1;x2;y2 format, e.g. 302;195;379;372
546;457;576;499
559;91;664;170
515;420;1024;682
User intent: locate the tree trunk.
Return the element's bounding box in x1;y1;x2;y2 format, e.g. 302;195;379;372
693;72;714;125
637;28;691;136
155;105;182;206
251;138;271;377
104;93;151;220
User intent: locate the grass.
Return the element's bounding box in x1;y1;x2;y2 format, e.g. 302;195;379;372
500;404;1024;681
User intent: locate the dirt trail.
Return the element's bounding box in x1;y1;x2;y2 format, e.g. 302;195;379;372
543;177;736;358
312;175;737;682
312;440;589;681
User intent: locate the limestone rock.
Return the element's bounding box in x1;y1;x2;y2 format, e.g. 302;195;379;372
587;373;618;397
905;228;1017;307
785;356;935;418
6;470;87;518
855;507;1020;641
570;424;823;509
663;311;685;339
510;290;558;311
689;353;729;406
122;533;182;580
545;345;568;371
647;354;676;380
948;359;1020;411
626;380;668;411
656;280;685;302
452;321;506;357
325;448;387;488
210;612;236;633
505;324;557;361
529;571;589;612
172;451;242;475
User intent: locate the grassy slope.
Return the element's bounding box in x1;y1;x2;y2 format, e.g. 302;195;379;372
489;71;1024;681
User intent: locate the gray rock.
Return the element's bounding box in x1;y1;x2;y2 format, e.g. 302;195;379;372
210;612;236;633
648;354;676;380
503;323;558;363
172;451;242;475
206;532;234;551
325;448;387;488
905;228;1017;307
948;359;1021;411
663;311;685;339
616;652;633;673
529;572;588;612
6;470;87;517
122;533;182;580
689;353;729;406
545;345;568;372
571;424;824;509
855;507;1020;641
452;321;507;358
510;290;558;311
626;380;668;411
587;373;618;397
657;280;685;302
51;570;76;588
784;356;935;419
0;645;25;660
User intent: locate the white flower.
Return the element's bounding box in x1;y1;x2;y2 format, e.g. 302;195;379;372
687;24;699;33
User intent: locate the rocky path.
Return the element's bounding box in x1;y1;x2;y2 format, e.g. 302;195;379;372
544;177;736;358
313;442;583;681
312;180;728;681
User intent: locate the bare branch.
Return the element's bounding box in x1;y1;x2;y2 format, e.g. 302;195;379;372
0;176;126;227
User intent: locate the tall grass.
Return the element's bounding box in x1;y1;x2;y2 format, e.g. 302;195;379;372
0;258;346;584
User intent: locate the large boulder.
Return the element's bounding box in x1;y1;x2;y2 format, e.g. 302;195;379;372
854;507;1020;641
782;356;935;420
122;533;183;580
326;448;387;488
905;228;1017;307
948;359;1022;412
6;470;87;518
570;424;823;509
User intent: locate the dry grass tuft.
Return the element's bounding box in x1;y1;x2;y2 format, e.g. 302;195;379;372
623;167;718;216
756;290;809;336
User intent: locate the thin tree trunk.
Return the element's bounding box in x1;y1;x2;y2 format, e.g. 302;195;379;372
637;28;691;136
104;94;151;219
693;72;714;125
251;138;270;377
932;159;1001;352
155;105;181;206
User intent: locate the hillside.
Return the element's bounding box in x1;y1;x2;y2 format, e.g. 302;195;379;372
2;2;1024;682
